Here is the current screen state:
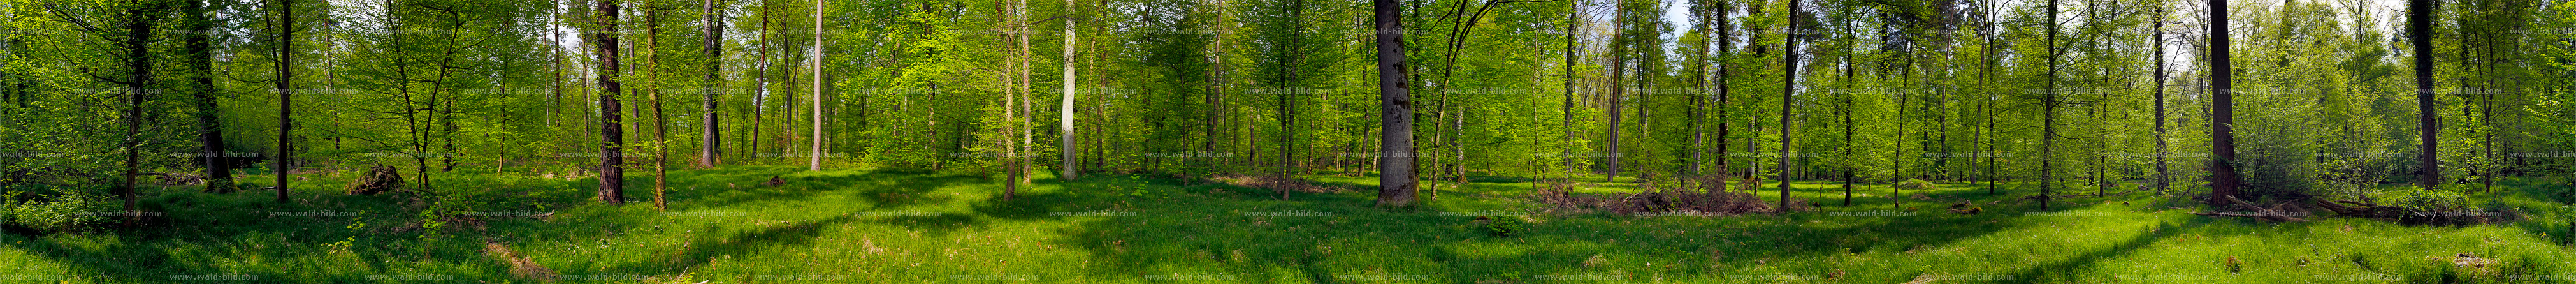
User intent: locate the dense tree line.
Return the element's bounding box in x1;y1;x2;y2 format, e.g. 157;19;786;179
0;0;2570;212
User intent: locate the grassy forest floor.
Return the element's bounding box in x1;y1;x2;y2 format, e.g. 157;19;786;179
2;165;2573;283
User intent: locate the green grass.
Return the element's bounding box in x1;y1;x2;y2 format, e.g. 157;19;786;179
3;165;2573;283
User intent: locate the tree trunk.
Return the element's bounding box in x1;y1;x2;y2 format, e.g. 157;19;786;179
2041;0;2060;210
274;0;295;204
1714;0;1730;184
185;0;231;192
2209;0;2242;200
1561;2;1577;181
1776;0;1802;210
810;0;825;172
700;0;725;168
1605;1;1625;183
595;0;628;204
2152;8;2168;193
120;7;156;217
650;6;671;210
1060;0;1077;180
1373;0;1417;207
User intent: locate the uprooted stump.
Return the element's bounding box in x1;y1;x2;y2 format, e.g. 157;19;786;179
345;165;406;195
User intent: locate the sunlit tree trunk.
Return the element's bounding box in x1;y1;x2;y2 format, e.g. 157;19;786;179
1373;0;1417;207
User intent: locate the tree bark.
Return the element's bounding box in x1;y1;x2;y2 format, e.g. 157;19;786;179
1373;0;1417;207
1060;0;1077;180
595;0;628;204
1605;0;1625;183
2153;8;2169;193
2209;0;2242;200
2042;0;2061;210
273;0;294;204
1776;0;1801;210
700;0;725;168
810;0;825;172
185;0;231;192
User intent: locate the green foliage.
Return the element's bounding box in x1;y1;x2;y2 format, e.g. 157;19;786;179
1480;216;1528;237
3;190;115;234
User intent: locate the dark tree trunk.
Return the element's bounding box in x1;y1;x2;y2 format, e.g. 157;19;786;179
185;0;231;191
2153;8;2169;193
2410;0;2437;191
2041;0;2061;210
2208;0;2241;200
1714;0;1731;184
595;0;627;204
273;0;294;204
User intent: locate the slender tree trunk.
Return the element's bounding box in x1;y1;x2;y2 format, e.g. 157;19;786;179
1689;0;1711;179
1373;0;1417;207
2153;8;2169;193
700;0;725;168
2041;0;2062;210
750;4;769;160
120;8;155;217
1840;18;1853;207
650;6;672;209
811;0;825;172
1561;2;1577;181
1776;0;1802;210
274;0;295;204
1605;1;1625;183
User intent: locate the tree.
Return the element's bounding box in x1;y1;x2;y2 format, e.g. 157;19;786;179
699;0;725;168
274;0;295;204
1560;0;1579;180
1776;0;1802;209
2152;7;2168;193
595;0;628;204
1604;0;1626;183
2410;0;2436;191
1373;0;1417;207
184;0;231;193
1712;0;1730;185
1060;0;1077;180
2041;0;2062;210
2208;0;2242;200
809;0;825;172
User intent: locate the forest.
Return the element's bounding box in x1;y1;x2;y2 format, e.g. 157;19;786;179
0;0;2572;281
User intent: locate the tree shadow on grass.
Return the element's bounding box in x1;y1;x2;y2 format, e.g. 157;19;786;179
660;167;980;210
0;191;516;283
599;214;864;276
1999;218;2205;283
1046;177;2037;283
